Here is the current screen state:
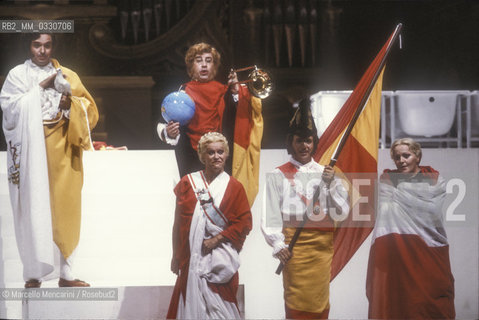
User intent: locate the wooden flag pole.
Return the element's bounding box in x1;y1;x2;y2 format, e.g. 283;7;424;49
275;23;403;275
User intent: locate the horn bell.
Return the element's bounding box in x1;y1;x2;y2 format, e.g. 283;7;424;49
247;68;273;99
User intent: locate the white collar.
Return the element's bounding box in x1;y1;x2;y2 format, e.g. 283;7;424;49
289;157;319;170
26;59;54;71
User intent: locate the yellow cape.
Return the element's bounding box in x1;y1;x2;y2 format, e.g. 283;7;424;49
43;59;98;259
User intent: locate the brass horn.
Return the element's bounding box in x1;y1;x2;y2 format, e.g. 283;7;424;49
231;65;273;99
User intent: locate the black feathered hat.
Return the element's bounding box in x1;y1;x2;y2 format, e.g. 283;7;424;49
286;97;319;154
288;97;318;137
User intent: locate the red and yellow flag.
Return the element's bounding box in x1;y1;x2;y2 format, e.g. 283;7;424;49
232;89;263;206
314;24;402;279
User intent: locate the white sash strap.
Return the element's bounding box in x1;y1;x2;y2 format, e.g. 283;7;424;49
187;171;228;229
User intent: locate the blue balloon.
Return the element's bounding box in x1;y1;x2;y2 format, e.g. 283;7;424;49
161;91;195;126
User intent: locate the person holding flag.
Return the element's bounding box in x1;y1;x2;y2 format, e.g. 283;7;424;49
261;98;349;319
157;42;263;205
261;23;403;319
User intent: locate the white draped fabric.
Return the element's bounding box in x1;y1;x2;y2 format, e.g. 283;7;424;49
177;171;241;319
372;176;448;247
0;60;57;280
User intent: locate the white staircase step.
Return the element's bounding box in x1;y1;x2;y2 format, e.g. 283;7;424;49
3;285;244;319
0;300;23;319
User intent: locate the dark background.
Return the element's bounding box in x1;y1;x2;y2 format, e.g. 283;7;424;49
0;0;478;151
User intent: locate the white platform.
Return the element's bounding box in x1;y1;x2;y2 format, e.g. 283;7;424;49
22;286;173;320
15;285;244;319
1;149;478;319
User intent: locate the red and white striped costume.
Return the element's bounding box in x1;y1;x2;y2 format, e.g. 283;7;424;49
366;166;455;319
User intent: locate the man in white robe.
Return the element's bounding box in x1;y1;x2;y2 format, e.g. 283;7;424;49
0;33;98;288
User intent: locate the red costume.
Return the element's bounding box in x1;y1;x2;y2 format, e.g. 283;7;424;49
172;81;252;176
184;81;229;151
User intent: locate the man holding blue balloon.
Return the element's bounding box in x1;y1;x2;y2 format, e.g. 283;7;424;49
157;42;263;202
